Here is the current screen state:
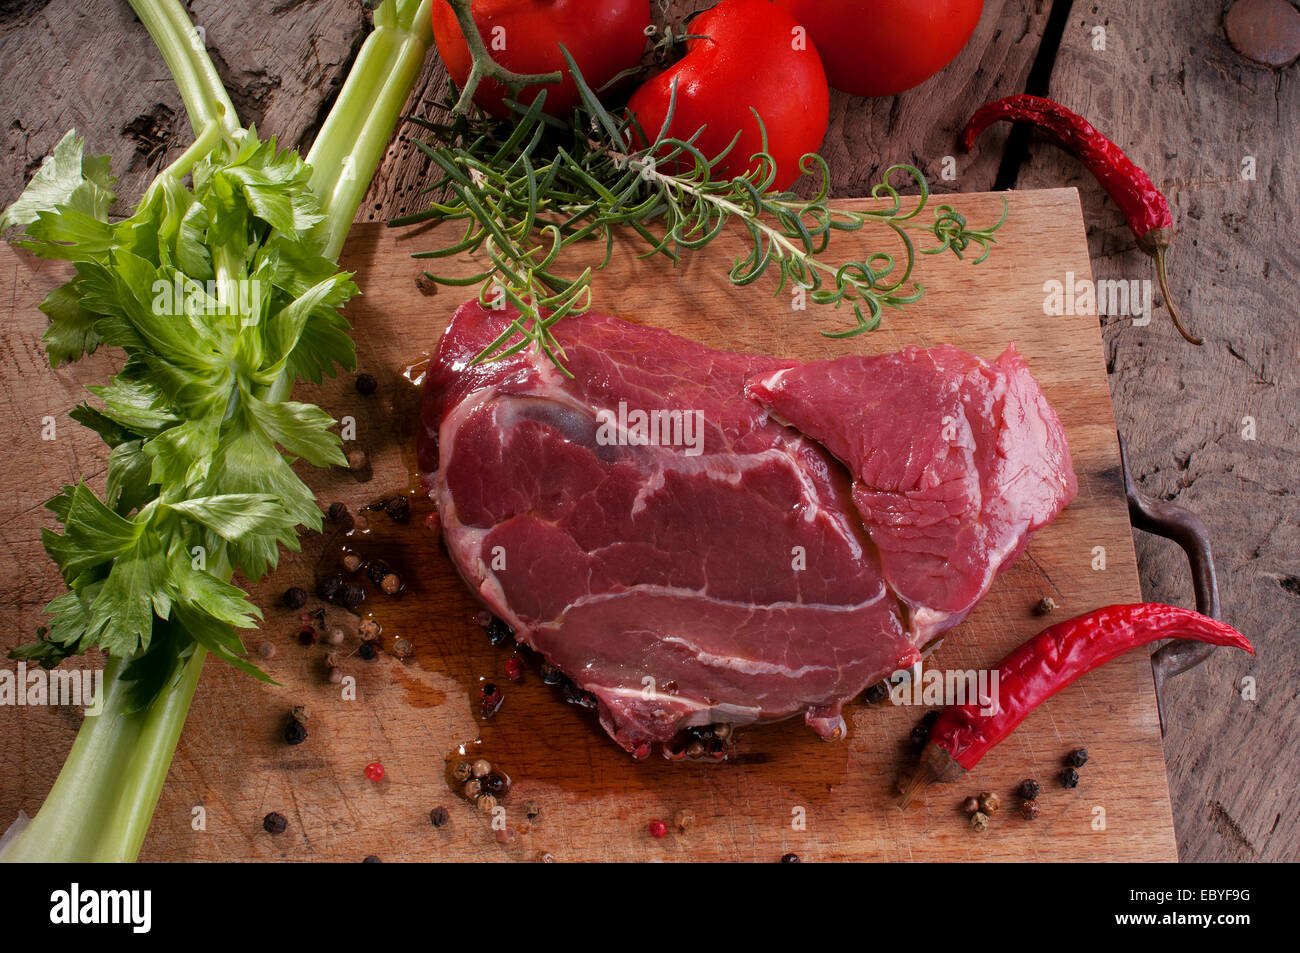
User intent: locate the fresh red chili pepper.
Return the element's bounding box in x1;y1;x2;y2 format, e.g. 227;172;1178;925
960;94;1202;346
898;603;1253;805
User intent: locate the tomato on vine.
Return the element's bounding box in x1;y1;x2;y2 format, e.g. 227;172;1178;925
625;0;829;190
431;0;651;118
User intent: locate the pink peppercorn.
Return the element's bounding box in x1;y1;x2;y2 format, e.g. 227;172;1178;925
504;658;524;681
364;761;385;782
648;819;668;839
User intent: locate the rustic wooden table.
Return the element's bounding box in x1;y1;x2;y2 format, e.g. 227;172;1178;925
0;0;1295;861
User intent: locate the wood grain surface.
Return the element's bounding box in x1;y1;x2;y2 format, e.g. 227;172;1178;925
0;188;1188;861
0;0;1292;862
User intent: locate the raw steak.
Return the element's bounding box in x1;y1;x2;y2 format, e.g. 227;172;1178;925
419;302;1076;754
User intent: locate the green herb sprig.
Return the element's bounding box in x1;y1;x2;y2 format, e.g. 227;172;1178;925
395;47;1007;370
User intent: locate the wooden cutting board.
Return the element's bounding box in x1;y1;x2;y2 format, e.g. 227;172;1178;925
0;187;1177;861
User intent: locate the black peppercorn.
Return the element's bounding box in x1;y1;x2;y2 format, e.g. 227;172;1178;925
1066;747;1089;768
366;560;392;586
362;855;382;863
863;680;889;704
539;661;563;685
911;710;939;749
482;772;507;796
1018;778;1041;800
429;806;450;828
284;717;308;745
262;811;288;834
358;642;377;661
780;853;800;863
383;495;410;523
316;573;343;602
327;501;347;522
339;582;366;609
1060;766;1080;789
282;586;307;610
354;373;378;395
486;617;513;646
1020;799;1041;821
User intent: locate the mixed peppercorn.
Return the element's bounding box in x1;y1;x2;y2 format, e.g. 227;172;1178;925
663;722;731;761
950;745;1102;833
450;755;512;813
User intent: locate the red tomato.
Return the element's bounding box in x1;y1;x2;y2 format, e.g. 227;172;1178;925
775;0;984;97
431;1;651;118
625;0;829;190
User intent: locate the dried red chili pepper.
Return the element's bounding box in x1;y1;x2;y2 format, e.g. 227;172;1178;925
960;94;1202;345
898;603;1253;805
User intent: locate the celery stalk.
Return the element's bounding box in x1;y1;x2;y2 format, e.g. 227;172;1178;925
308;1;434;259
2;653;204;862
1;0;433;863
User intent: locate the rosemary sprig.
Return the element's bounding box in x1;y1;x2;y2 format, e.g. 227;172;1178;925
394;48;1006;369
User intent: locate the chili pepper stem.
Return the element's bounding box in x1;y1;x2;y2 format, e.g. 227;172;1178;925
897;741;966;809
1141;230;1203;345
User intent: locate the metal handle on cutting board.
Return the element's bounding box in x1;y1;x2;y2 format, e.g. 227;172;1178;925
1117;435;1221;736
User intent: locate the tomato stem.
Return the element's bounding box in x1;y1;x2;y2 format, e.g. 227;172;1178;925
444;0;564;115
